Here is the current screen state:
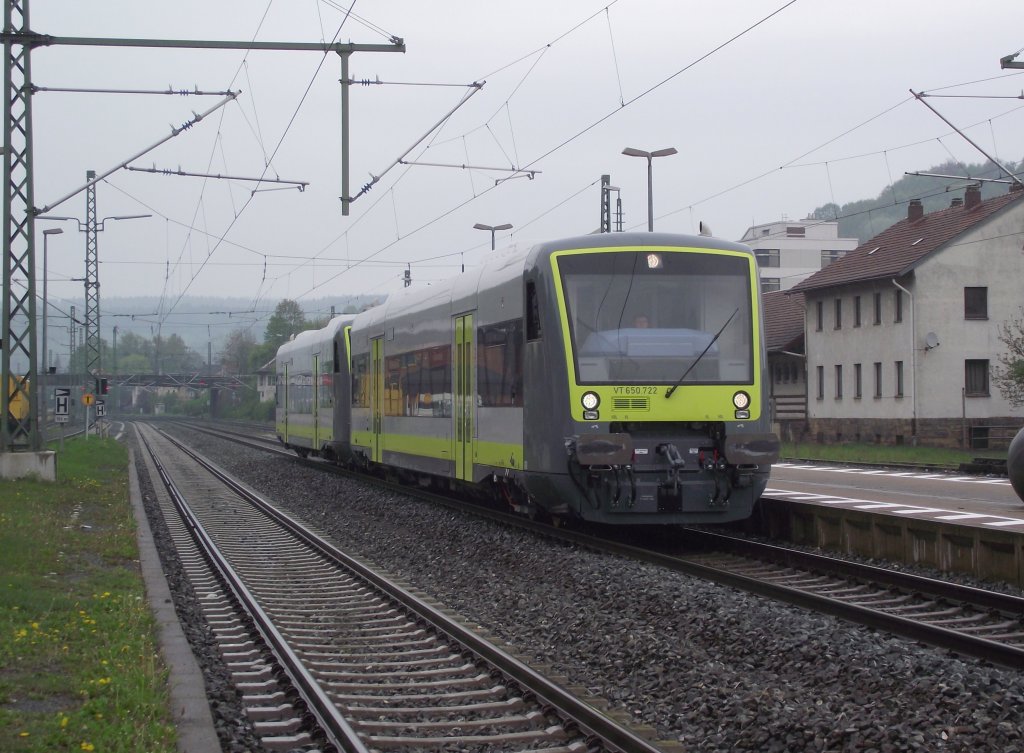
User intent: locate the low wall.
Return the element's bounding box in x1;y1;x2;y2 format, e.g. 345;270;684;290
749;497;1024;588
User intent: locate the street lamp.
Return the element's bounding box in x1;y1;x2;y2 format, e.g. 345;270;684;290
40;228;63;379
44;213;152;231
473;222;513;250
42;213;151;377
37;228;63;430
622;146;677;231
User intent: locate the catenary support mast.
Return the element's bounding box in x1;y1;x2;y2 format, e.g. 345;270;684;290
0;0;403;451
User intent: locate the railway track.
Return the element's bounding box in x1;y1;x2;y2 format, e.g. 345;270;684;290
135;422;667;753
165;419;1024;669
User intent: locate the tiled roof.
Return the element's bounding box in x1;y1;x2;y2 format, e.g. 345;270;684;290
763;290;804;353
790;189;1024;294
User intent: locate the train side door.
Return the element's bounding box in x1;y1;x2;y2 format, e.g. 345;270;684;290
282;362;289;443
312;353;320;450
371;337;384;463
453;313;475;481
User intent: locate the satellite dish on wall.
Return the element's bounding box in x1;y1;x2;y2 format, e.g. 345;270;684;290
924;332;939;350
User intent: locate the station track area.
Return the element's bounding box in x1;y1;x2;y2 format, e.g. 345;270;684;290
135;422;666;753
135;419;1024;751
169;419;1024;667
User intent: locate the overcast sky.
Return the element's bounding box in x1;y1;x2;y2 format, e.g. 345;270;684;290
27;0;1024;341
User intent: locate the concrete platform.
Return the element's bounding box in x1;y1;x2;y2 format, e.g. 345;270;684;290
0;449;56;481
128;449;221;752
754;460;1024;588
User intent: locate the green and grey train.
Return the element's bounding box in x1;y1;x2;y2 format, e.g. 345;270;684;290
276;231;780;525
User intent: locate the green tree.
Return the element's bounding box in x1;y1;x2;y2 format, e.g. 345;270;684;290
221;329;258;374
993;307;1024;408
153;333;204;373
809;157;1023;243
118;353;151;373
264;299;308;350
117;331;152;360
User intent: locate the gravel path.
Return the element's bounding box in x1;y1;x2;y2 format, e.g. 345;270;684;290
145;425;1024;752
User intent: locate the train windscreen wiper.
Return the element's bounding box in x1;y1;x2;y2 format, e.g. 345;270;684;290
664;307;739;398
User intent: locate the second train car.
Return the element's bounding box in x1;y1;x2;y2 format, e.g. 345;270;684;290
277;231;780;525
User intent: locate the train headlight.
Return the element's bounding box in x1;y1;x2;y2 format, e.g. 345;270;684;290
581;391;600;410
732;391;750;410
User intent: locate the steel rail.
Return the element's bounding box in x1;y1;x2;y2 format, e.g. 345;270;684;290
166;419;1024;669
138;425;370;753
153;423;667;753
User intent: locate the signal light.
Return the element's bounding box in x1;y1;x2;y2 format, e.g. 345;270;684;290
97;378;109;394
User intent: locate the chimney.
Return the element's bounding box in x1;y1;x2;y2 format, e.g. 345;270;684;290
950;197;963;208
964;184;982;209
907;198;924;222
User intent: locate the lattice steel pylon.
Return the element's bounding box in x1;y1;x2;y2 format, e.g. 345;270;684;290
1;0;40;451
83;171;100;378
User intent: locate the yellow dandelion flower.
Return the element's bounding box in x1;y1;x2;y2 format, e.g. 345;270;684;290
81;743;95;751
61;716;69;728
19;731;30;737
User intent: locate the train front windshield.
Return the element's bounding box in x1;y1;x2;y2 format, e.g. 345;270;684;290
558;249;754;385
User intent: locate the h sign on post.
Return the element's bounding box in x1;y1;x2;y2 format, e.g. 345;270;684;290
55;388;70;424
96;399;106;418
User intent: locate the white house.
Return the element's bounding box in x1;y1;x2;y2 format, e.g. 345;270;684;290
788;184;1024;449
763;289;807;441
255;357;276;403
740;217;859;293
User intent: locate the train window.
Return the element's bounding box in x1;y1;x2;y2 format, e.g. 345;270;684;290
351;353;370;408
383;345;452;417
478;319;524;407
526;281;542;341
557;250;753;385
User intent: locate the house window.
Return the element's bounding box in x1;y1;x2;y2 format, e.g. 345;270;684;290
853;296;861;327
761;277;781;293
964;287;988;320
834;364;843;399
821;249;845;267
894;289;903;323
895;361;904;398
873;362;882;398
816;365;824;399
854;363;862;399
786;226;806;237
815;301;823;332
755;248;780;267
834;298;842;330
873;292;882;325
965;359;990;397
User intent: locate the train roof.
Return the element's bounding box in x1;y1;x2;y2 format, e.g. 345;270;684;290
276;314;355;362
349;231;753;332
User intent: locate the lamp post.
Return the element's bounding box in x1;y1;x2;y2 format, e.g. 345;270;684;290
37;228;64;433
473;222;513;250
40;228;63;378
622;146;677;231
112;325;118;415
44;213;150;378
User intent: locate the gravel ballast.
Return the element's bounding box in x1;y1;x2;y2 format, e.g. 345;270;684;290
144;425;1024;752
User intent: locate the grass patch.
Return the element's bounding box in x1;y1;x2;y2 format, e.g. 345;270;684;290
781;440;1004;467
0;438;176;752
